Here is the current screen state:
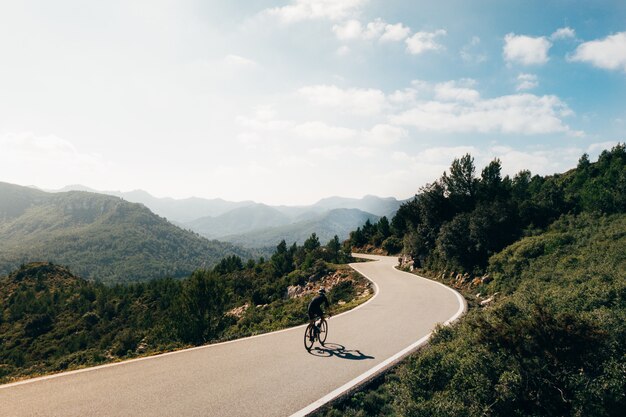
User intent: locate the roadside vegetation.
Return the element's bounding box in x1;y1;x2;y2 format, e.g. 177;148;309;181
316;144;625;416
0;234;371;383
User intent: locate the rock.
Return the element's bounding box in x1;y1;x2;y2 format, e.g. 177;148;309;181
287;285;303;298
136;342;147;354
337;300;346;306
481;274;492;284
398;255;415;269
227;303;249;318
480;292;499;306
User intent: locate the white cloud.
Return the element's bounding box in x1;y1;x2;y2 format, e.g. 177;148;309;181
490;146;584;176
388;88;418;105
516;73;538;91
551;27;576;40
380;22;411;42
361;19;386;39
333;19;363;40
434;80;480;103
362;124;407;145
569;32;626;72
587;141;621;155
237;108;406;147
460;36;487;64
332;18;410;42
265;0;366;23
416;146;479;165
296;79;579;136
390;88;579;135
405;29;447;55
388;141;616;198
388;146;480;189
298;84;387;115
503;33;551;65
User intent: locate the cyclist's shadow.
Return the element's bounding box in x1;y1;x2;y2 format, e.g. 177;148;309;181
308;342;375;360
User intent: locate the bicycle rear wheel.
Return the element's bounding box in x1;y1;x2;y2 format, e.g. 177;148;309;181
304;324;314;351
318;319;328;345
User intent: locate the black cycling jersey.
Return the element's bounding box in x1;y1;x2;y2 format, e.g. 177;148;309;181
308;293;329;315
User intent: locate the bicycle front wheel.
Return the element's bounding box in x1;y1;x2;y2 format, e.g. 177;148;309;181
318;319;328;345
304;324;314;351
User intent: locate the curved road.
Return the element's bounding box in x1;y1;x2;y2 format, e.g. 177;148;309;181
0;255;465;416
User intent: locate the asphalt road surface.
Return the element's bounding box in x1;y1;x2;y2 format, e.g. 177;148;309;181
0;254;465;417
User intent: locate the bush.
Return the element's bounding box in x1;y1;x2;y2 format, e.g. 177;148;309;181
382;237;403;254
329;280;355;303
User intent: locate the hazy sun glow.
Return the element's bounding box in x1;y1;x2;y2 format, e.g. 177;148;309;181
1;1;624;205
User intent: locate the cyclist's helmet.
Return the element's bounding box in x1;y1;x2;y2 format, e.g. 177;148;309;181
318;287;326;294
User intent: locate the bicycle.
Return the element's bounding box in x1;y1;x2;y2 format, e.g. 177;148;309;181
304;316;328;351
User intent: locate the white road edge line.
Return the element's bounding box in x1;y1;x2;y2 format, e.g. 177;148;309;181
290;259;467;417
0;262;381;390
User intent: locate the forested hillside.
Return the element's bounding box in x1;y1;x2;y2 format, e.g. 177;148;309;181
0;183;251;284
319;144;625;417
349;144;625;275
0;234;368;383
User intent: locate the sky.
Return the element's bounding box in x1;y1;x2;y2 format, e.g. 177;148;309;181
0;0;625;205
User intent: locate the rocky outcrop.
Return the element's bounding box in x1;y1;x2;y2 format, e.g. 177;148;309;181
285;270;367;300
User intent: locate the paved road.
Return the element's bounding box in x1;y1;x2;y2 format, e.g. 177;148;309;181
0;255;465;417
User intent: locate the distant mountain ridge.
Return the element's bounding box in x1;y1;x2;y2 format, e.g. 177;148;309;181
55;185;404;247
311;195;403;217
57;185;254;222
188;204;292;238
222;208;380;248
0;182;251;283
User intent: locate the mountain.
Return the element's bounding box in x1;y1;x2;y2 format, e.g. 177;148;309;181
57;185;254;223
55;185;403;247
312;195;403;217
0;182;251;284
187;204;292;238
222;208;379;248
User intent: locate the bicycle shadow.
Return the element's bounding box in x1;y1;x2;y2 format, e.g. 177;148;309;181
308;342;375;360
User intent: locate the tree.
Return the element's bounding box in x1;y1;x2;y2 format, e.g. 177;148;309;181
213;255;243;275
376;216;391;241
326;235;342;263
361;219;377;242
349;227;367;248
303;233;321;252
442;154;477;210
435;213;475;272
175;271;228;344
271;240;293;276
478;159;507;201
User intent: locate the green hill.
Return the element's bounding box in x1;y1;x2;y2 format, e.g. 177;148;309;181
318;144;626;417
0;182;250;284
321;213;625;417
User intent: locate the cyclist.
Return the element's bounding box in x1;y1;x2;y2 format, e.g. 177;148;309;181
308;287;330;338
